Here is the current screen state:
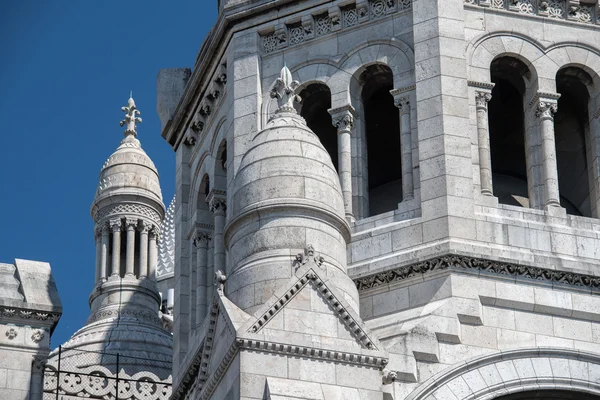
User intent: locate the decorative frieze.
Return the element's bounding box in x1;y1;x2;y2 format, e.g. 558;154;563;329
1;307;61;324
261;0;412;54
466;0;599;25
354;255;600;291
95;203;161;224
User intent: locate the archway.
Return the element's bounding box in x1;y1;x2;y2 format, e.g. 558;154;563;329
360;64;402;216
554;66;593;217
488;56;530;207
298;83;338;169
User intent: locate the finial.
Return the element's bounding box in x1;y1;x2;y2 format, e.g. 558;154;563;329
119;94;142;136
269;65;301;113
215;270;227;295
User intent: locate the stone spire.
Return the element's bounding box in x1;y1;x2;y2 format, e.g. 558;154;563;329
48;96;172;382
119;93;143;136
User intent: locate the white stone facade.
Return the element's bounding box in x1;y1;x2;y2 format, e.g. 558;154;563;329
0;259;62;400
158;0;600;399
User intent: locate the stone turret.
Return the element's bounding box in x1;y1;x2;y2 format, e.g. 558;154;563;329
224;66;360;314
48;97;172;383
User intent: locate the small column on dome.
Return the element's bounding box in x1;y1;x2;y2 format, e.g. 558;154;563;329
100;223;110;281
139;221;150;278
110;219;122;277
208;193;227;279
148;226;158;280
125;218;137;277
94;227;102;283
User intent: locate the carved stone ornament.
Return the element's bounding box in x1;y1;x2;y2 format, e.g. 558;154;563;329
209;198;227;215
119;95;142;136
32;355;47;371
125;218;138;229
293;244;325;269
393;95;410;113
382;369;398;384
475;91;492;110
269;66;301;113
5;327;17;340
354;255;600;291
193;232;211;248
535;101;558;120
332;112;354;131
109;218;122;232
215;270;227;294
31;329;45;343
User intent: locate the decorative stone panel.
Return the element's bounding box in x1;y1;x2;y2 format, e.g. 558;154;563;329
465;0;600;24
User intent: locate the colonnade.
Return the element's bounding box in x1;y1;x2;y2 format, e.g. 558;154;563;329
472;82;563;209
94;217;159;283
328;86;415;221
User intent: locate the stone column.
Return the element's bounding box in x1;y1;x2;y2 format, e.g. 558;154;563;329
534;93;561;208
100;223;110;281
329;105;355;222
193;232;211;326
148;227;158;280
110;219;122;277
206;232;215;305
139;221;150;279
391;90;415;200
30;355;47;400
475;88;494;196
125;218;137;277
210;197;227;278
94;227;102;283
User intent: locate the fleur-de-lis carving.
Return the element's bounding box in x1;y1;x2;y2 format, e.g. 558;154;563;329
270;66;301;113
120;95;142;136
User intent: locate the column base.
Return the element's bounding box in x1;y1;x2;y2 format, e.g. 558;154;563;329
544;204;567;218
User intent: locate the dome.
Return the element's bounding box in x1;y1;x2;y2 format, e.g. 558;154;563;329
93;134;163;204
224;67;357;314
230;111;347;231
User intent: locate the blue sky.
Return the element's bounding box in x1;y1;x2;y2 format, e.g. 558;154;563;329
0;2;215;347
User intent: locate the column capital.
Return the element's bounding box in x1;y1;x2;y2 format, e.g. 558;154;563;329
149;226;159;240
328;105;356;132
207;189;227;216
475;91;493;110
193;231;212;248
393;96;411;114
529;91;561;120
125;218;138;230
109;218;122;232
32;355;47;371
139;220;152;234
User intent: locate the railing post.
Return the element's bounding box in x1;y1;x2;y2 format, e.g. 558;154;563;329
55;345;61;400
116;352;120;400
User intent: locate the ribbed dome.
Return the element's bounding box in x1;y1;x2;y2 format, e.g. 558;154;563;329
231;111;347;233
93;135;163;205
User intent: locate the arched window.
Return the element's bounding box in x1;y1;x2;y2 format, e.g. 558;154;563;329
298;83;338;169
488;56;530;207
360;64;402;216
495;389;600;399
555;66;593;217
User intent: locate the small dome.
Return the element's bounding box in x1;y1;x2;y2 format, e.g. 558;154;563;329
93;135;163;205
231;111;346;226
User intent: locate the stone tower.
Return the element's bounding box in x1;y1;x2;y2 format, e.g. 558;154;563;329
46;96;173;398
159;0;600;399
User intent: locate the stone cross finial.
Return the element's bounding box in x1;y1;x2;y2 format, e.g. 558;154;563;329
120;94;142;136
269;65;301;113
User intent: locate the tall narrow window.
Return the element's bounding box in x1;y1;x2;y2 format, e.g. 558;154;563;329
555;67;593;217
489;57;529;207
360;64;401;216
299;84;338;169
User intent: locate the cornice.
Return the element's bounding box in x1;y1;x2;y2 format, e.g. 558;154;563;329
0;306;61;325
354;255;600;292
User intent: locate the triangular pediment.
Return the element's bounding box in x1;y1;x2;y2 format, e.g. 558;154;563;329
240;267;381;351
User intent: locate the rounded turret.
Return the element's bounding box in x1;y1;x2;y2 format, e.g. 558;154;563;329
224;67;359;314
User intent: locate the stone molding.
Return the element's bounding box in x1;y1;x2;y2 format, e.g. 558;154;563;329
260;0;412;54
354;255;600;292
527;91;561;109
405;347;600;400
1;307;61;325
467;80;495;90
249;268;377;350
95;203;162;225
85;306;163;326
465;0;600;26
